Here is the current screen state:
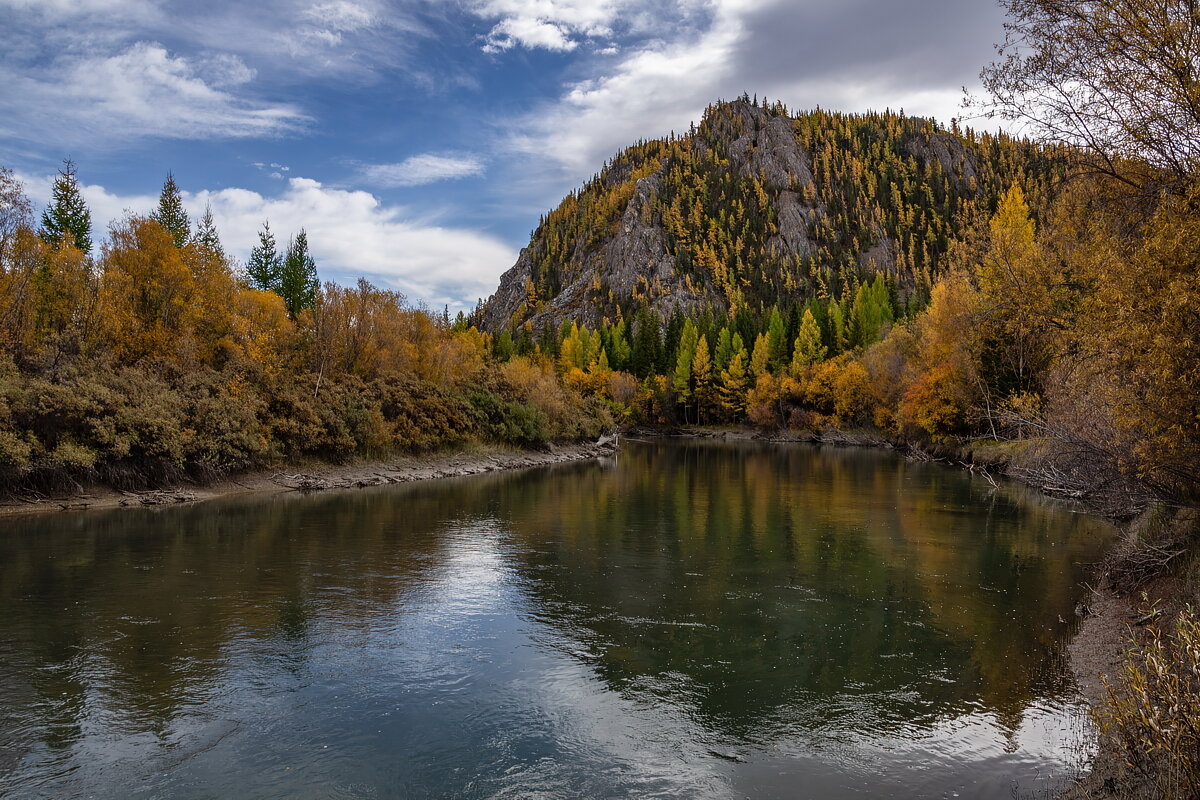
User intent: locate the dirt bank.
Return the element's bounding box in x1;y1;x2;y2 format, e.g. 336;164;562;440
1060;582;1140;799
0;436;620;518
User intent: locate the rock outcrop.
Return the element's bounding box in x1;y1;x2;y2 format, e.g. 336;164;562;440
481;98;1009;332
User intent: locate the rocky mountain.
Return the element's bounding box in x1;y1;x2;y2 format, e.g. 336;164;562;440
481;97;1059;332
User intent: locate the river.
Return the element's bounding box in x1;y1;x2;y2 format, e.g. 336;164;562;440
0;439;1113;798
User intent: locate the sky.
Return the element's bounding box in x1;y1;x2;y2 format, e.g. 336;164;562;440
1;0;1008;311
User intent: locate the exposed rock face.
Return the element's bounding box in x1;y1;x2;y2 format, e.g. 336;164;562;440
730;109;816;191
482;171;717;331
481;99;985;332
906;132;979;186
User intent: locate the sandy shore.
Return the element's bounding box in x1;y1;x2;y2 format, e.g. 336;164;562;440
0;436;619;518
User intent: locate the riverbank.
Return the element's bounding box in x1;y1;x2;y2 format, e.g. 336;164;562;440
0;435;619;518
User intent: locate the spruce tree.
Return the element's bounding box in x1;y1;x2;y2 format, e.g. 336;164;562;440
750;333;770;378
152;172;190;247
766;307;787;371
279;228;318;319
714;327;733;372
39;159;92;254
246;221;282;292
193;204;224;258
514;324;535;356
672;319;698;403
630;308;661;378
790;309;827;374
538;321;559;358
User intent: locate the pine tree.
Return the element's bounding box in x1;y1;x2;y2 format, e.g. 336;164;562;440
714;327;733;371
39;159;92;254
515;324;535;356
193;204;224;258
672;319;699;409
766;306;787;371
750;332;770;377
152;172;190;247
246;221;282;292
692;335;713;423
538;320;560;358
279;229;318;319
790;309;827;374
630;308;661;378
717;349;749;417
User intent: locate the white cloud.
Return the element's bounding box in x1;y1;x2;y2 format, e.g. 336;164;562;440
468;0;716;53
361;154;486;188
501;0;1000;191
470;0;651;52
2;0;430;140
306;0;374;28
0;42;305;147
0;0;156;18
198;178;515;309
483;17;577;52
505;0;749;178
20;171;516;310
287;1;379;53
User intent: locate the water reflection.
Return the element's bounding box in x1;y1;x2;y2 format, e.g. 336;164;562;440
0;440;1112;798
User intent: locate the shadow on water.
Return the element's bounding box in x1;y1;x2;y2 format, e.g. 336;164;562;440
0;439;1114;799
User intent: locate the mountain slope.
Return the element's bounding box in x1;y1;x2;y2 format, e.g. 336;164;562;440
481;97;1061;331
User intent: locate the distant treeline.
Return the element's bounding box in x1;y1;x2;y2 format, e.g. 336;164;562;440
0;167;609;491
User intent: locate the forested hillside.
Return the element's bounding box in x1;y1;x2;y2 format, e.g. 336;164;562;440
482;98;1064;331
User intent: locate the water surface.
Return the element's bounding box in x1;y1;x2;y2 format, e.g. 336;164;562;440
0;440;1113;798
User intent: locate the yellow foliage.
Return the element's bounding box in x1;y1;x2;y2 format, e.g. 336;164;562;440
100;217;199;364
832;360;873;424
802;358;842;413
746;374;782;428
1063;182;1200;502
897;363;973;437
1098;606;1200;799
227;288;293;374
1;231;97;365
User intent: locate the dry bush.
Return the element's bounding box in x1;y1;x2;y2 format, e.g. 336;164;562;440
1098;606;1200;800
746;374;782;429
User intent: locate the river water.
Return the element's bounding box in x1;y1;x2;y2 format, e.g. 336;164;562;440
0;439;1113;799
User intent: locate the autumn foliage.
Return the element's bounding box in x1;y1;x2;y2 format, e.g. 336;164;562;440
0;169;609;490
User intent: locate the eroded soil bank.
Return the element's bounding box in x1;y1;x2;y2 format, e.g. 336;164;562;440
0;436;619;518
